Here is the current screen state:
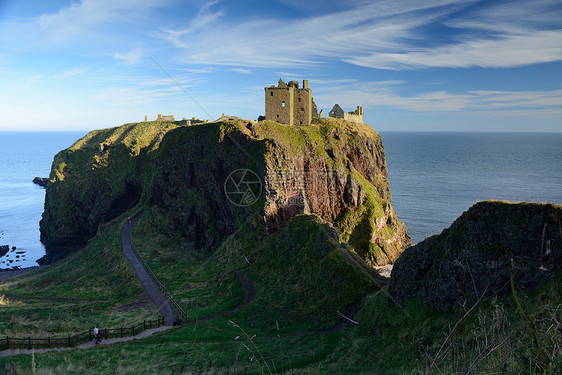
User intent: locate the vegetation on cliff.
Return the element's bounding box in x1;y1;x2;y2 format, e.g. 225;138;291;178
40;117;409;267
389;200;562;311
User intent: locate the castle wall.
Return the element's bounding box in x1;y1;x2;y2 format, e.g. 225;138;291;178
293;88;312;126
265;87;294;125
330;104;364;123
344;113;363;123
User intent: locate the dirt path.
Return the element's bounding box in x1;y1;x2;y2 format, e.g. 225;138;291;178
121;223;175;326
0;326;172;358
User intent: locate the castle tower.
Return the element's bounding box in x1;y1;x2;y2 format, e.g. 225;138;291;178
265;79;312;125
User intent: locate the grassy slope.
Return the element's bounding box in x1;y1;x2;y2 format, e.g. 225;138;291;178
0;216;159;337
3;279;559;374
2;207;559;373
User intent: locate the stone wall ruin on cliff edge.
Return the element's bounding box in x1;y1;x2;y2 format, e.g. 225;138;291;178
329;104;364;124
265;79;364;125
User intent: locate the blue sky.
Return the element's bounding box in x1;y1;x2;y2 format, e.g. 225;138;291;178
0;0;561;131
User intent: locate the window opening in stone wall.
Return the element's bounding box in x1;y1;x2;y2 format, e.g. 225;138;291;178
301;107;304;112
270;92;273;96
282;101;286;107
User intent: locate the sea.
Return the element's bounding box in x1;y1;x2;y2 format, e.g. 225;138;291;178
0;131;561;268
0;132;86;269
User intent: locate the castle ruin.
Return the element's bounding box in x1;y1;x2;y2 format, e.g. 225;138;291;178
328;104;364;124
156;114;175;122
265;79;315;126
264;79;364;125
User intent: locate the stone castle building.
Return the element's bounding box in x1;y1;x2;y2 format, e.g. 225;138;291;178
265;79;315;126
264;79;363;125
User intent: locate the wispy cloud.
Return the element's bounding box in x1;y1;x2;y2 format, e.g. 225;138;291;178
162;0;469;68
114;48;146;65
313;79;562;113
158;0;562;70
37;0;168;41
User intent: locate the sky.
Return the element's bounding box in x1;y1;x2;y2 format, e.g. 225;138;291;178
0;0;561;132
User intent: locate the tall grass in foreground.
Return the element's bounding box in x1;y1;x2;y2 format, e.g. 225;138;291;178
421;221;562;374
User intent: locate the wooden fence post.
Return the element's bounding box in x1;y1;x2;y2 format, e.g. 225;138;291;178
104;328;108;339
89;329;92;341
120;327;123;337
132;325;135;336
28;337;31;349
47;337;50;349
143;320;146;331
68;336;71;347
6;336;9;349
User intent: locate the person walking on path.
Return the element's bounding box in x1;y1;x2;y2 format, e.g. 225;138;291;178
94;324;102;344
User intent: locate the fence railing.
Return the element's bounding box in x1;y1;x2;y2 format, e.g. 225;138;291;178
129;237;188;321
0;317;165;351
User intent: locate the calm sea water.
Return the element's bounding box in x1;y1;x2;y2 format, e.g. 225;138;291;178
0;131;560;268
0;132;85;269
381;132;562;244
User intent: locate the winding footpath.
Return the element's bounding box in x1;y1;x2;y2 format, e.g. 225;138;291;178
0;223;177;358
121;223;175;325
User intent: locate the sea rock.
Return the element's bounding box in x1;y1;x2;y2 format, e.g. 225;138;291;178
0;245;8;257
388;201;562;311
33;177;49;188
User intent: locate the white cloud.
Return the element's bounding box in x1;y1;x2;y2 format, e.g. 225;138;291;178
348;30;562;69
156;0;562;70
37;0;168;41
313;79;562;114
114;49;146;65
162;0;471;68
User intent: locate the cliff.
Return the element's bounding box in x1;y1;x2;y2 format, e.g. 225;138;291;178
388;201;562;311
40;117;410;266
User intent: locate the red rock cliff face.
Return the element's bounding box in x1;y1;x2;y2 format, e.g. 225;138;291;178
252;118;410;267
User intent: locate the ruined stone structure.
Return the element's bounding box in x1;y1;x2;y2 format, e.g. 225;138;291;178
329;104;364;124
157;114;175;122
265;79;315;126
264;79;364;125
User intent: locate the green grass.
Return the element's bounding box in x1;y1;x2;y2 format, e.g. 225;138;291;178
2;208;561;374
0;218;159;337
3;278;560;374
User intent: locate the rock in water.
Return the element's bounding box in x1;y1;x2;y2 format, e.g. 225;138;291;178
33;177;48;188
388;201;562;311
0;245;8;257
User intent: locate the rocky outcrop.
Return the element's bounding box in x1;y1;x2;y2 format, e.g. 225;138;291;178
40;118;409;267
39;121;180;263
260;119;409;266
33;177;48;188
388;201;562;311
